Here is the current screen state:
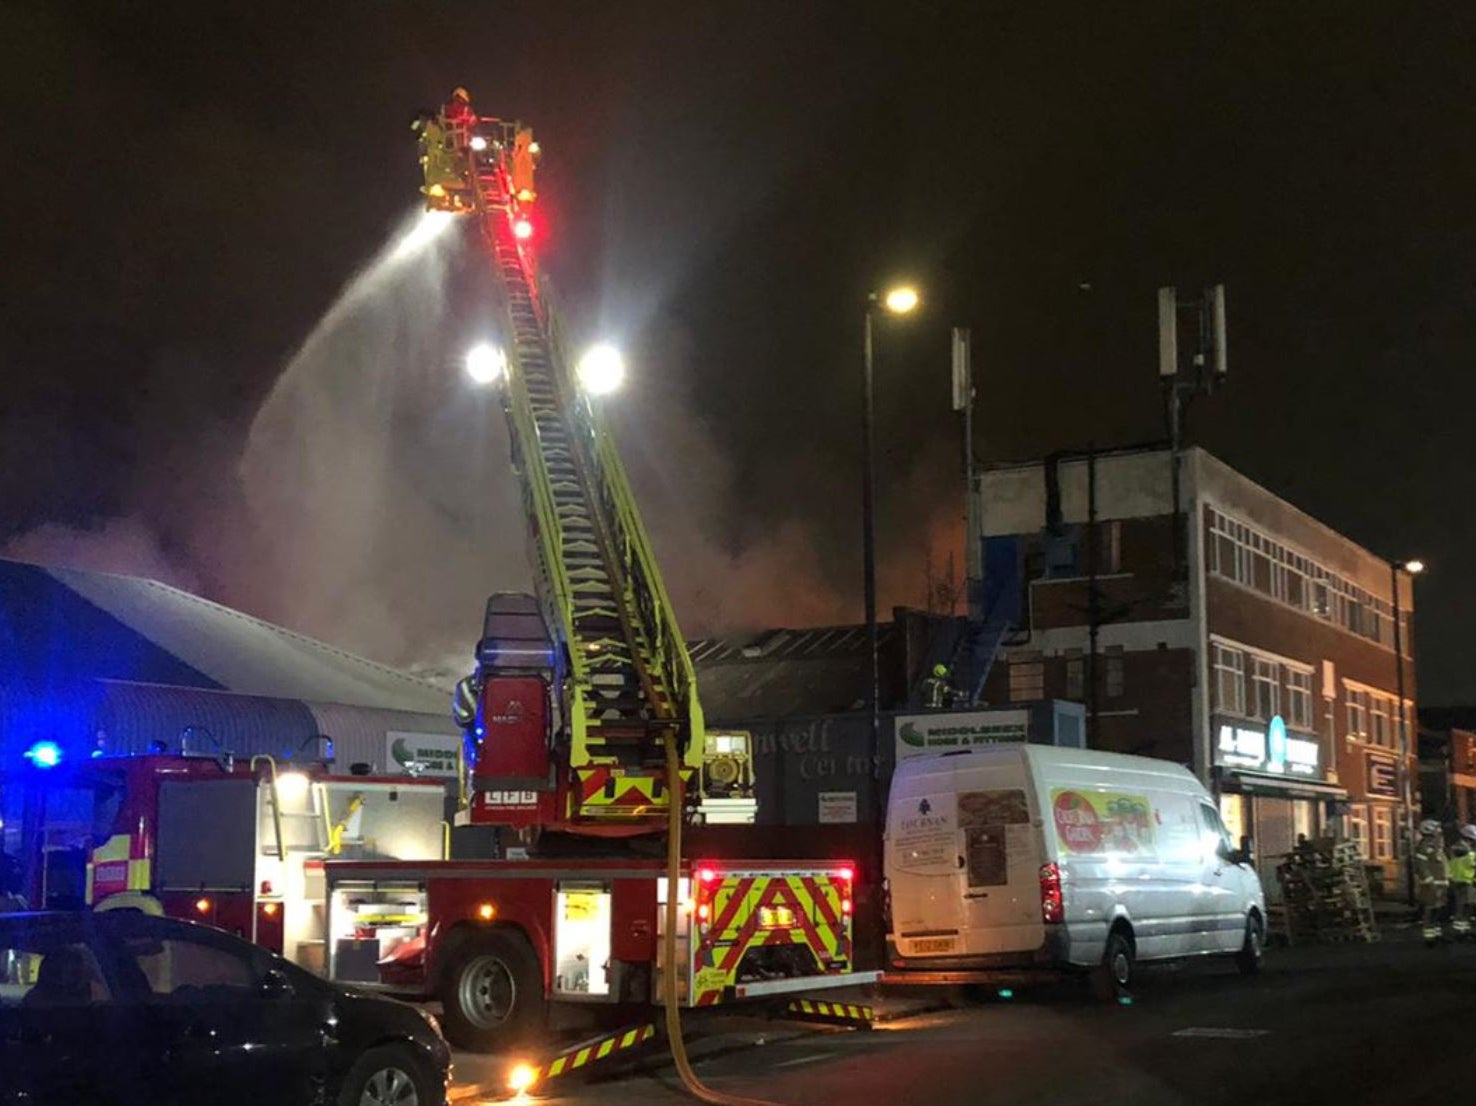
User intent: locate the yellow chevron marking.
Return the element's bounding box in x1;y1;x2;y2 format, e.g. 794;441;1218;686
597;1038;615;1059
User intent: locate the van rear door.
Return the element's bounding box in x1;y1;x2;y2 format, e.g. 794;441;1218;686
886;780;964;958
955;764;1044;957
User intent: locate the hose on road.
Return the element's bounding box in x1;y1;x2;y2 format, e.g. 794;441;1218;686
662;730;785;1106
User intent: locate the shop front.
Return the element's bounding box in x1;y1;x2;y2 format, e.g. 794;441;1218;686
1211;713;1346;899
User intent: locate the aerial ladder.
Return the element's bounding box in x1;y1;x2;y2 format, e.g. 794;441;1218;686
421;106;720;841
314;95;874;1075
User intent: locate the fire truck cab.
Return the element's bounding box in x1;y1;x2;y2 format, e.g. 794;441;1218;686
1;746;446;974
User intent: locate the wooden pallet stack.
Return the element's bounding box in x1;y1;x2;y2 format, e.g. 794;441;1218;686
1274;839;1380;945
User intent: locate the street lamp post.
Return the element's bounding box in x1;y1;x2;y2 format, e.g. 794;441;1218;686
862;286;920;825
1391;557;1423;902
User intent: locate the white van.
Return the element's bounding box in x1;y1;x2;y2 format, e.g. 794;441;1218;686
885;745;1265;992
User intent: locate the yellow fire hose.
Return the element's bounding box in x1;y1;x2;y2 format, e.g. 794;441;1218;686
662;731;783;1106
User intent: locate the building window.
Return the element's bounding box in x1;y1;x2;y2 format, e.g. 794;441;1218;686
1287;669;1313;730
1250;657;1279;722
1206;509;1392;647
1099;520;1122;574
1346;687;1368;740
1009;658;1045;701
1370;695;1390;748
1213;643;1246;716
1105;648;1125;698
1371;805;1394;862
1347;804;1369;859
1064;650;1084;700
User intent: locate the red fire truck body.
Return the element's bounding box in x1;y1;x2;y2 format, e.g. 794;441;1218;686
6;751;446;971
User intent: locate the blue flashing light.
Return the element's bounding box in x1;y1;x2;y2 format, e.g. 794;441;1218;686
90;748;104;759
24;741;63;769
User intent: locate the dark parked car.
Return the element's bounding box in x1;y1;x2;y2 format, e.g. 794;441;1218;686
0;911;451;1106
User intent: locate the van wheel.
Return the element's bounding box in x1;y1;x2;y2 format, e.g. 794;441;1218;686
1235;915;1263;976
1091;929;1134;1000
437;930;545;1052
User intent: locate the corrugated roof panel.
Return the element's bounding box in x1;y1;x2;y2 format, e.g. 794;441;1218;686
36;561;450;714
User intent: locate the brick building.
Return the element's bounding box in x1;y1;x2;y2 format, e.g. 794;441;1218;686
978;447;1416;892
1418;708;1476;825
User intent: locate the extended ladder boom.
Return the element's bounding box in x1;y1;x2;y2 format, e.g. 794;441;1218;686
426;108;703;833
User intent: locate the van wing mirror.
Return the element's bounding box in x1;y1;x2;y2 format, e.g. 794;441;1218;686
1235;835;1254;866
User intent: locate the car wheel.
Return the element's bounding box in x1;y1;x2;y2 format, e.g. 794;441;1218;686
437;929;545;1052
1091;928;1134;1000
338;1044;433;1106
1235;914;1263;976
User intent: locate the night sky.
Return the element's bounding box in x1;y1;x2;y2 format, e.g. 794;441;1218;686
2;3;1472;702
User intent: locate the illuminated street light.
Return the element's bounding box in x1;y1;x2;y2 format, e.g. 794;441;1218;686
882;285;921;315
1390;555;1427;905
465;343;507;386
577;344;626;396
861;284;923;810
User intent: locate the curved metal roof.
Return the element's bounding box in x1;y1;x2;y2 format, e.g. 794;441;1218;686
0;558;452;714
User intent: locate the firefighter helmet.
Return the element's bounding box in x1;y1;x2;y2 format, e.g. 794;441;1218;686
1419;819;1442;836
932;663;948;678
1461;824;1476;843
451;87;471;102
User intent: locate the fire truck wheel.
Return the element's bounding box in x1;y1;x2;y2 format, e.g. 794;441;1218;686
337;1044;435;1106
438;930;544;1052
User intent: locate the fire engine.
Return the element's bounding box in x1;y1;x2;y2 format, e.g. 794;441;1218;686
3;739;445;973
319;93;875;1056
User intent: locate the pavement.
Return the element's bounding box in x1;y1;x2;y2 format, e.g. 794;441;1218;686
447;930;1474;1105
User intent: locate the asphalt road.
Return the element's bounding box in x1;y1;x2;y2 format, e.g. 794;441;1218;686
452;934;1471;1105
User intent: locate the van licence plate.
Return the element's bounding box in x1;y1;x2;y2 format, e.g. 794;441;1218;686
909;936;957;955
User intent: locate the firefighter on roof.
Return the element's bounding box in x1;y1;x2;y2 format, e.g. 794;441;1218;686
923;663;954;708
1448;824;1476;939
1414;819;1449;945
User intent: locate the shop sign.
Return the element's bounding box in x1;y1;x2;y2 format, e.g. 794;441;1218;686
386;731;461;778
1216;715;1322;779
895;709;1029;760
1366;753;1399;798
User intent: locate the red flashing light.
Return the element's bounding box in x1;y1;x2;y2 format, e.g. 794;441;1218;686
261;902;280;917
512;217;534;241
1039;862;1064;925
696;902;710;922
697;867;718;885
841;897;853;916
194;897;212;915
837;866;854;882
